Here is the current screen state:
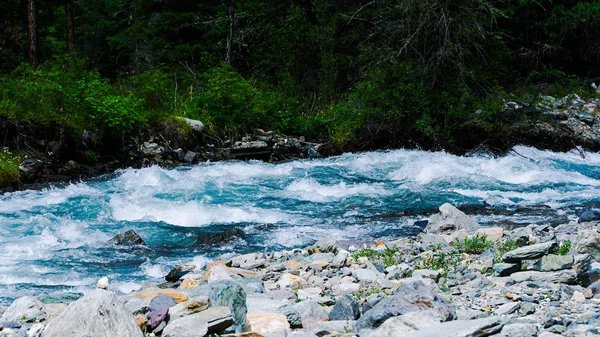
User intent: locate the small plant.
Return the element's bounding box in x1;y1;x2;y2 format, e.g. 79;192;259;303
0;151;20;187
351;247;402;267
344;325;352;333
416;250;462;278
455;234;492;254
556;240;571;255
492;239;519;264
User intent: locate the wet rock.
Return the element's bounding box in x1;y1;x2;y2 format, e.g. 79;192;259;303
493;263;520;276
188;280;247;333
328;295;360;321
108;229;146;246
426;203;480;235
502;241;557;263
510;270;576;284
372;310;444;336
183;151;196;163
353;280;455;332
165;264;196;282
195;228;245;245
1;296;46;323
403;316;505;337
41;289;143;337
535;254;574;271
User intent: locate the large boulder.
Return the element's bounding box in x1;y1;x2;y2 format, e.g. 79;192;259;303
502;241;557;263
353;280;455;332
426;204;480;234
509;270;577;284
573;227;600;260
41;289;143;337
188;280;247;333
195;228;245;245
1;296;46;323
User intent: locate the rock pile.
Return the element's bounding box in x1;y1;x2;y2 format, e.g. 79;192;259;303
3;204;600;336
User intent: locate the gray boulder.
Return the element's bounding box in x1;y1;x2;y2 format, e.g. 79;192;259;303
179;117;204;133
536;254;574;271
328;295;360;321
573;228;600;260
404;316;505;337
188;280;247;333
1;297;46;323
292;300;328;322
353;280;455;332
499;322;538;337
168;296;210;321
426;203;480;234
41;289;143;337
502;241;557;263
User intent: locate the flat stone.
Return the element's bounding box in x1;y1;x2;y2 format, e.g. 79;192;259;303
499;323;538;337
413;269;441;282
510;270;576;284
168;296;211;321
571;291;586;302
417;234;450;247
243;313;290;335
403;316;505;337
292;300;328;323
426;203;480;234
352;268;382;284
495;302;520;315
502;241;558;263
297;287;322;301
536;254;574;271
493;263;520;276
187;280;247;333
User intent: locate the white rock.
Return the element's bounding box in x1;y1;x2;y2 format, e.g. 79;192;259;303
1;296;46;323
27;323;45;337
96;277;109;289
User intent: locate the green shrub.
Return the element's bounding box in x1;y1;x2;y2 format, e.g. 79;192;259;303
455;234;493;254
556;241;572;255
0;151;20;187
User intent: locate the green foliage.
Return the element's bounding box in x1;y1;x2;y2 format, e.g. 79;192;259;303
455;234;493;254
351;247;402;267
492;239;520;264
416;250;463;278
556;241;572;255
0;151;20;187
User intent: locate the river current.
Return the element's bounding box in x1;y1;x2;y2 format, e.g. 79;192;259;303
1;146;599;304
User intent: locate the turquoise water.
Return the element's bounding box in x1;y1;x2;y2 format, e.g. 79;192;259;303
1;146;600;303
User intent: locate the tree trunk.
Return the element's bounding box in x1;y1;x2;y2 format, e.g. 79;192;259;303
225;0;234;64
65;0;75;55
26;0;38;68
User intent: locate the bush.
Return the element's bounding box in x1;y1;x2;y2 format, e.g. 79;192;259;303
456;234;493;254
0;151;20;187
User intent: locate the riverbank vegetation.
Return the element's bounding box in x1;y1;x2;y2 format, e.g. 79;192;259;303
1;1;600;186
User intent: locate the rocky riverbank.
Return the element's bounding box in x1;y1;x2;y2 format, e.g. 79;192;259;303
2;203;600;336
